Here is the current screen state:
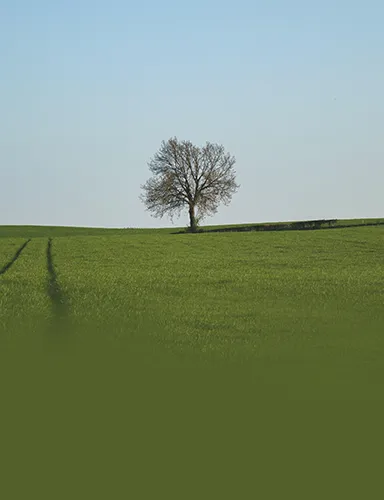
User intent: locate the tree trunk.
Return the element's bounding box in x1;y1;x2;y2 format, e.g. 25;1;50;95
188;204;198;233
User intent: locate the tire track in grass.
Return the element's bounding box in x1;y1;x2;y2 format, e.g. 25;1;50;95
46;238;69;326
0;239;31;275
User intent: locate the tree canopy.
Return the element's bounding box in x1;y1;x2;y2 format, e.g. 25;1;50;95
140;137;239;232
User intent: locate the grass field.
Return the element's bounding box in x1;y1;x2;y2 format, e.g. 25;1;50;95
1;219;383;394
1;220;383;497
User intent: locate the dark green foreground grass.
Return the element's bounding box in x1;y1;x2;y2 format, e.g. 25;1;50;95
1;220;384;498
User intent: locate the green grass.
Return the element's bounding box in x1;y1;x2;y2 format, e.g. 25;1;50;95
0;238;26;266
1;219;384;498
0;224;166;238
1;220;383;396
51;227;383;392
0;238;51;339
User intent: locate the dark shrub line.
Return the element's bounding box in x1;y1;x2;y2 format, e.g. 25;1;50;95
174;219;384;235
0;239;31;275
205;219;338;233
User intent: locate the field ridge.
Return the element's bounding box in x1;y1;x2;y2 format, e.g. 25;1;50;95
1;217;384;238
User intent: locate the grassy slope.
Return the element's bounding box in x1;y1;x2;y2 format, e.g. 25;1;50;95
50;227;384;396
1;221;383;398
1;221;384;497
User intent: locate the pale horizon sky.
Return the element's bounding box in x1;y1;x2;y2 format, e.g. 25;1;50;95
1;0;383;228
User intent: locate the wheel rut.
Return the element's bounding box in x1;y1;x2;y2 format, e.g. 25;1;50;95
0;239;31;276
46;238;69;325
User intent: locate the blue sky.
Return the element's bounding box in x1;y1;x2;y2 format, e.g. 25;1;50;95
1;0;383;227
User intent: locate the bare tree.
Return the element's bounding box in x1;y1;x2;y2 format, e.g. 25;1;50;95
140;137;239;232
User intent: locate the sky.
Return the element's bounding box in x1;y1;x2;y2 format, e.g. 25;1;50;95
1;0;383;228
